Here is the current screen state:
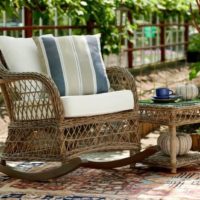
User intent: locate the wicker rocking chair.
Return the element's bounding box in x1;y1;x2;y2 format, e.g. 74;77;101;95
0;35;157;181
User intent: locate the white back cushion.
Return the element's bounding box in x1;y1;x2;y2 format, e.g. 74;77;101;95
0;36;42;73
34;34;110;96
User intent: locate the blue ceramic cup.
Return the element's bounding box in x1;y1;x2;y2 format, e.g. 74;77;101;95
155;87;173;98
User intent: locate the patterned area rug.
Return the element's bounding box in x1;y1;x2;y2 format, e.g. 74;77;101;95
1;162;200;199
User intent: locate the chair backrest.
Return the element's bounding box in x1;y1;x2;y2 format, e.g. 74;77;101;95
0;56;64;122
33;34;110;96
0;35;113;122
0;35;110;96
0;36;43;73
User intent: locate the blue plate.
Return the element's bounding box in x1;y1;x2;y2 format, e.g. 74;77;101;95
153;95;180;100
153;96;170;99
152;95;181;103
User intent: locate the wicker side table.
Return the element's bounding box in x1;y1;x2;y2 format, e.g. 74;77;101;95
139;100;200;173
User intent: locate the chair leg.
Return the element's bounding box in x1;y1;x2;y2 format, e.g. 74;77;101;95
0;157;82;181
81;145;158;169
129;149;136;168
0;146;158;181
1;160;6;166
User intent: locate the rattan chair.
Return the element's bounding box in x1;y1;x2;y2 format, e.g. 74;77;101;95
0;45;157;181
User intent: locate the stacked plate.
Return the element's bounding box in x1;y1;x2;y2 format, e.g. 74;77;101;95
152;95;181;103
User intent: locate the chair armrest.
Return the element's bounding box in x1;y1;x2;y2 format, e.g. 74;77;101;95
0;68;64;121
106;67;139;110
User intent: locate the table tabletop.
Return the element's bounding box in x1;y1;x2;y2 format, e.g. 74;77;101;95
139;99;200;126
139;99;200;108
139;99;200;173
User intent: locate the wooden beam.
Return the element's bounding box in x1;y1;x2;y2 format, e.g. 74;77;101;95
24;7;33;37
160;21;165;62
127;11;133;68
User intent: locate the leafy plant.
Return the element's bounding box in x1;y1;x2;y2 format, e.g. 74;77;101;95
189;62;200;79
188;33;200;52
188;0;200;80
0;0;194;55
196;127;200;134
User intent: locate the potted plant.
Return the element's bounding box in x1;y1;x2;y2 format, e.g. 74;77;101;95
187;33;200;63
191;128;200;151
178;124;200;151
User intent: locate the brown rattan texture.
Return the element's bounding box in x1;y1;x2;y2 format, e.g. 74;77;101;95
139;101;200;126
0;64;140;162
139;101;200;172
143;151;200;168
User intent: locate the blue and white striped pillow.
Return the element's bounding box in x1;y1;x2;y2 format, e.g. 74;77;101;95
34;34;110;96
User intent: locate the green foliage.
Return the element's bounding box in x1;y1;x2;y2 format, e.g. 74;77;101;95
1;0;194;19
116;0;193;19
189;62;200;80
188;35;200;80
0;0;194;55
188;34;200;52
72;0;120;54
188;0;200;80
0;0;85;17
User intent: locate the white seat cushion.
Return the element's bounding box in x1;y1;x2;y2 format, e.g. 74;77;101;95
61;90;134;117
14;90;134;120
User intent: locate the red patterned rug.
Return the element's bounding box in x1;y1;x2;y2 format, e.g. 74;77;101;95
0;162;200;199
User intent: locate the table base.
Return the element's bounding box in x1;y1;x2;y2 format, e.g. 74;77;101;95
142;151;200;170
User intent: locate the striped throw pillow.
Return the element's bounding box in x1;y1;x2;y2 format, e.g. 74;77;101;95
34;35;110;96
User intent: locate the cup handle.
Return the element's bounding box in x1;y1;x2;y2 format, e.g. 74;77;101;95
169;90;173;95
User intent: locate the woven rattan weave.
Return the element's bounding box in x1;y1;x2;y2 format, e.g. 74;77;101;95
139;100;200;173
0;63;145;180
